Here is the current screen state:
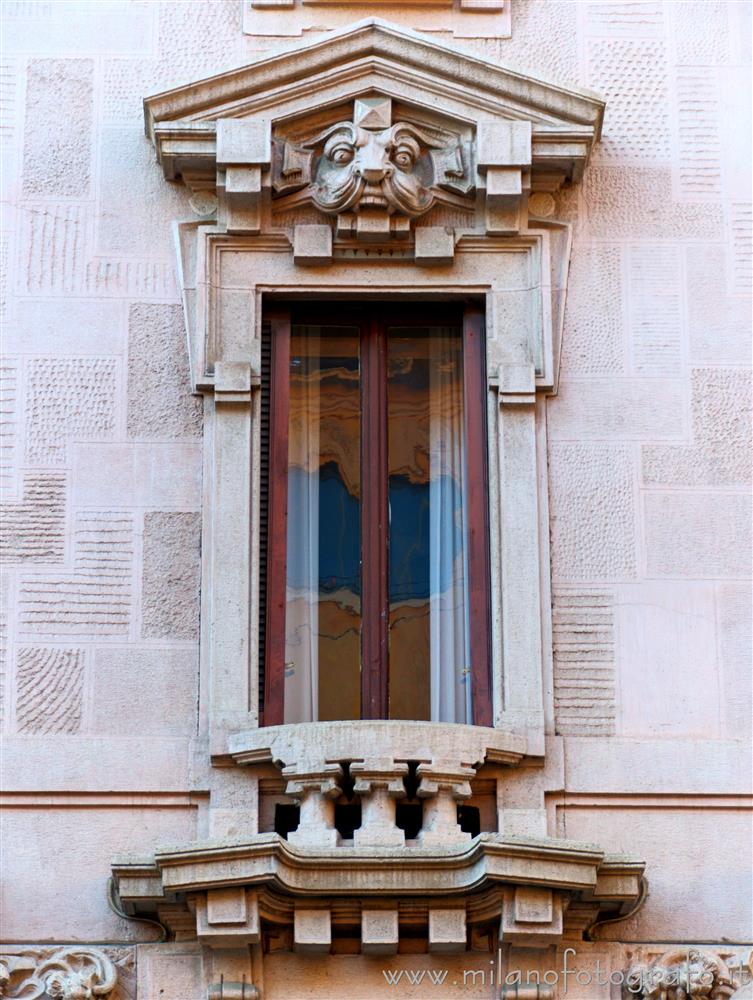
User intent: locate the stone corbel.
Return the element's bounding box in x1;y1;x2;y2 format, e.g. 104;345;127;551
416;759;475;846
494;363;537;408
283;760;343;848
477;120;532;235
0;948;117;999
193;887;261;947
500;887;563;947
216;119;271;235
351;758;409;847
213;362;258;405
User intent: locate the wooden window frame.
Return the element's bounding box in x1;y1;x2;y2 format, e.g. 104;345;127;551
262;301;492;727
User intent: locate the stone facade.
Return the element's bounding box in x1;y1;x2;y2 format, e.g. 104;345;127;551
1;2;751;999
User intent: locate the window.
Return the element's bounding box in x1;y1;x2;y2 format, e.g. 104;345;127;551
261;302;492;727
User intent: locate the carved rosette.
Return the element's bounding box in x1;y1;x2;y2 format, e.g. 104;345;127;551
272;96;474;242
624;949;738;1000
0;948;117;999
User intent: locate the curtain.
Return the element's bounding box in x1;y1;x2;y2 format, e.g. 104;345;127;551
284;330;320;723
428;330;472;724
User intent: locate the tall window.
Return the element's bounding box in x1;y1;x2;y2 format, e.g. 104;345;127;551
261;303;491;727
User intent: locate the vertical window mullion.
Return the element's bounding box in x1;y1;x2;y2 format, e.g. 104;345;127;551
463;302;493;727
361;314;389;719
263;308;291;727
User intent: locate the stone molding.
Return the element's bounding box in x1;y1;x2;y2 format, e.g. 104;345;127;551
0;948;118;999
112;835;644;949
624;948;740;1000
242;1;512;41
136;19;605;755
145;19;603;254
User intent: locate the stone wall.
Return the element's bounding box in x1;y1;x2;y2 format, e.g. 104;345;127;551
1;0;750;996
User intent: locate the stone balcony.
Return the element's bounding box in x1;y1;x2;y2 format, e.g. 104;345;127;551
227;720;527;850
111;722;646;952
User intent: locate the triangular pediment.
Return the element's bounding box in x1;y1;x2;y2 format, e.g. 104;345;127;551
144;17;604;193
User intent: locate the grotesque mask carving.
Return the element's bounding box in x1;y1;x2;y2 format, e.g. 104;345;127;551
310;120;437;218
271;97;473;238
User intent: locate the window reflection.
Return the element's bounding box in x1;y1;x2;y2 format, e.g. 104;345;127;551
284;326;361;723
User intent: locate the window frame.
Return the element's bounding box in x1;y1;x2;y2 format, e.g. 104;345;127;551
261;300;493;727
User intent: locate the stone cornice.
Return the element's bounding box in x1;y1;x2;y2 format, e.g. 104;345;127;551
144;19;604;140
113;832;642;901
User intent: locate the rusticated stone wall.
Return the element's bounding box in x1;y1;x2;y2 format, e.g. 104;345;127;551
0;1;751;997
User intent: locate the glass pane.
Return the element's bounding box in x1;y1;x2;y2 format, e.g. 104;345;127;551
387;325;472;723
284;325;361;723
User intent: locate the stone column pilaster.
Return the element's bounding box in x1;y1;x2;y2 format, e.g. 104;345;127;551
416;760;475;846
351;758;408;847
283;761;342;848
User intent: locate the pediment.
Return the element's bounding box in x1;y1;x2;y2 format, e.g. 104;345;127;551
144;18;604;245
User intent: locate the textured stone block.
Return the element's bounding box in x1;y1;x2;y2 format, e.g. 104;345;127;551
686;245;751;363
730;202;752;293
628;243;682;375
72;442;202;509
19;511;133;638
617;582;719;738
676;68;722;197
549;444;637;581
7;299;125;356
414;226;454;265
588;39;669;162
671;0;730;65
22;59;93;197
96;126;190;258
560;245;624;376
293;909;330;953
553;590;615;737
216;119;271;165
477;120;531;167
361;909;399;955
91;647;198;737
718;584;753;737
0;357;18;496
141;512;201;640
0;471;66;564
642;368;752;486
428;908;466;953
127;303;202;439
19;203;90;295
644;493;751;578
585;2;664;35
584;165;723;240
474;1;578;89
25;358;117;464
16;647;84;734
293;224;332;265
548;379;684;440
2;806;196;942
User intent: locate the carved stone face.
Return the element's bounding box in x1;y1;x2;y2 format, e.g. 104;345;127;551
310;122;435;218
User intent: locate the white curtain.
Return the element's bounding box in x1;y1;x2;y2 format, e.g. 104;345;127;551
428;331;472;724
284;331;320;723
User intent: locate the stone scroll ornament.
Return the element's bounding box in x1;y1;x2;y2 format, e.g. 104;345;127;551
272;96;473;233
0;948;117;999
624;949;737;1000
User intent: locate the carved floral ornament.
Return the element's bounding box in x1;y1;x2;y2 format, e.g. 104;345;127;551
0;948;117;1000
623;948;751;1000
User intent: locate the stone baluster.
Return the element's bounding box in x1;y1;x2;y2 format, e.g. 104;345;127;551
416;759;476;847
283;761;342;848
351;758;408;847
